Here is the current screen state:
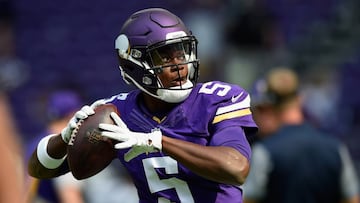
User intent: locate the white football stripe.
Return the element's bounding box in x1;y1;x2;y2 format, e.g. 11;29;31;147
216;94;251;115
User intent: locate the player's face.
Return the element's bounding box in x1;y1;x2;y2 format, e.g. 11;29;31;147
151;43;189;88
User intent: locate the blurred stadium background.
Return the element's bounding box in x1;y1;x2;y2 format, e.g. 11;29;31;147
1;0;360;182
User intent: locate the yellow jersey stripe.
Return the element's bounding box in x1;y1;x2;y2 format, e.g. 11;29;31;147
213;108;252;124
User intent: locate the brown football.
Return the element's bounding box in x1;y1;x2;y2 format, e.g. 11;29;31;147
67;103;118;180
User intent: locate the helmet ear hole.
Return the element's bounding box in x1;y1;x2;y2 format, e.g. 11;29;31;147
115;34;130;55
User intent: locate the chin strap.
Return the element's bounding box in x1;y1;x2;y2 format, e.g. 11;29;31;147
157;80;193;103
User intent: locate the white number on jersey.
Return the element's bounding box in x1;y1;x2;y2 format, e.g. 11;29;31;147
143;157;195;203
199;82;231;96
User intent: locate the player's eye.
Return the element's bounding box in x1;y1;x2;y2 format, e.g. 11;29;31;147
148;42;188;66
160;55;171;64
160;53;186;64
175;54;185;61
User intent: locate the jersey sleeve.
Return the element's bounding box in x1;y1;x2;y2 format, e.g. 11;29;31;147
196;81;258;159
204;81;258;133
210;126;252;160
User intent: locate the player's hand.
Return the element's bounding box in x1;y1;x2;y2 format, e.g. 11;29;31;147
99;112;162;162
60;99;106;143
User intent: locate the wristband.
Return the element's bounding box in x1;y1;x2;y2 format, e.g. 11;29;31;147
37;134;67;169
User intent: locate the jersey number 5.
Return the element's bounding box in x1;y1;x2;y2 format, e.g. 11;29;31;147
143;157;195;203
199;82;231;96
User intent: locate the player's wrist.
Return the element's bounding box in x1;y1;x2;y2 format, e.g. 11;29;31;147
148;129;162;151
61;127;70;143
37;134;67;169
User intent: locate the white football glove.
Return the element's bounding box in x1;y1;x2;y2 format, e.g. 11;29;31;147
60;99;106;143
99;112;162;162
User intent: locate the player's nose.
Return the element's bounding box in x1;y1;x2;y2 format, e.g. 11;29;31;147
170;64;185;73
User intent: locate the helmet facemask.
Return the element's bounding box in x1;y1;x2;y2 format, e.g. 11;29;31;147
116;34;200;103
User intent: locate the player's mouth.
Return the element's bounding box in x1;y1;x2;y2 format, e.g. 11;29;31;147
171;76;187;86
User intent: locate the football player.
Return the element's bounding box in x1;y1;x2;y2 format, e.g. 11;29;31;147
28;8;258;202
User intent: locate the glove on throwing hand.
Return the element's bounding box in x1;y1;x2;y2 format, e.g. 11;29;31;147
99;112;162;162
60;99;106;143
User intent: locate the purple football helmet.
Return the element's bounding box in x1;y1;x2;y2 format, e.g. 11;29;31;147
115;8;200;103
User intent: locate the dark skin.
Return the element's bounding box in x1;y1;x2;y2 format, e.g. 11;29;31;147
28;53;250;185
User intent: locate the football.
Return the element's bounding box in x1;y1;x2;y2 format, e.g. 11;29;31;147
67;103;119;180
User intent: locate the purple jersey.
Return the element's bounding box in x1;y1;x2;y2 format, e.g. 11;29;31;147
103;81;257;203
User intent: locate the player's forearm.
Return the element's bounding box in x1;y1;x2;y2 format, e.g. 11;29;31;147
162;136;250;185
28;134;69;178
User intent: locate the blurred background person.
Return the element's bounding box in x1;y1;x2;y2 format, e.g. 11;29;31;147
25;90;84;203
81;161;139;203
243;67;360;203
